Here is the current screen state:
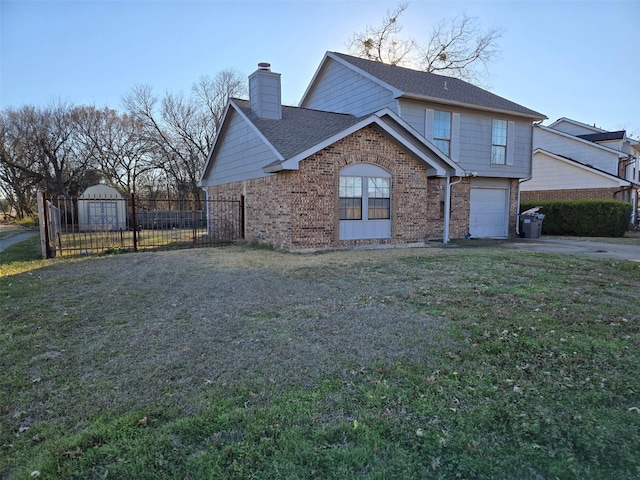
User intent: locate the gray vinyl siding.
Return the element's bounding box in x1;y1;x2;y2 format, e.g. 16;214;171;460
301;59;396;116
534;127;619;176
204;110;276;186
398;99;533;178
399;101;426;134
458;113;532;178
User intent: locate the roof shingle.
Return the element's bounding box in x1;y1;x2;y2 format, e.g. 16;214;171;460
233;99;361;159
331;52;545;119
576;131;626;143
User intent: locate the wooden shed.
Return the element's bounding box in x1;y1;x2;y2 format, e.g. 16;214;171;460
77;185;127;231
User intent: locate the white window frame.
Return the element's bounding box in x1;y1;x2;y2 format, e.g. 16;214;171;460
491;119;508;165
433;110;451;156
426;109;460;161
339;164;392;240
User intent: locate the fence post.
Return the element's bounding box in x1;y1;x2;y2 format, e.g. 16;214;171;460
37;192;51;258
131;193;138;252
239;195;245;239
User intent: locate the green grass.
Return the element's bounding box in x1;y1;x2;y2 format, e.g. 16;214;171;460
1;246;639;479
0;235;46;275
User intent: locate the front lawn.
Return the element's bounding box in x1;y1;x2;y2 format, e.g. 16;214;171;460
1;245;639;479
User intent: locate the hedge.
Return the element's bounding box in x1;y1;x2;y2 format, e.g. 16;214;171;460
520;199;632;237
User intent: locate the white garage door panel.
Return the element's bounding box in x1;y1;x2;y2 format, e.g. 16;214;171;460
470;188;508;238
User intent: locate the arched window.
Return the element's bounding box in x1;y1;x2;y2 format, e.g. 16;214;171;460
339;164;391;240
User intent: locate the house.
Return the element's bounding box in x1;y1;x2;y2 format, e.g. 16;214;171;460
199;53;546;250
521;117;639;223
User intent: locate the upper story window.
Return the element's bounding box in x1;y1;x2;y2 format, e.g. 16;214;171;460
491;119;508;165
433;110;451;156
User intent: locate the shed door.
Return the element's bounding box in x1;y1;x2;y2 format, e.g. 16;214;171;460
88;201;118;231
469;187;509;238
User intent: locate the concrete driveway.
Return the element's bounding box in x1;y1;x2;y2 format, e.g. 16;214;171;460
0;231;38;252
502;237;640;262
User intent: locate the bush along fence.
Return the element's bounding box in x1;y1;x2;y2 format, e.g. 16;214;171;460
520;199;633;237
36;192;244;258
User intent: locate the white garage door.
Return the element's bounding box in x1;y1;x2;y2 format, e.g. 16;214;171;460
470;187;509;238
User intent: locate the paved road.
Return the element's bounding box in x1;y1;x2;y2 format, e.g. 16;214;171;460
502;237;640;262
0;231;38;252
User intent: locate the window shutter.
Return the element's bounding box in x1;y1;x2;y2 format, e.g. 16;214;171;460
451;113;460;161
425;109;434;141
506;121;515;166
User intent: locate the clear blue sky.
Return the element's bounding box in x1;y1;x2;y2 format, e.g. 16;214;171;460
1;0;638;134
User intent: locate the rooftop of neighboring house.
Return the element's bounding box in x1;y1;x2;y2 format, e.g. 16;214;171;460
577;131;626;142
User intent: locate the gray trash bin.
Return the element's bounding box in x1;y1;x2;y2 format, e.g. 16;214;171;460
519;207;545;238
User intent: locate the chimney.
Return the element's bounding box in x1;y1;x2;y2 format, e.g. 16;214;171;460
249;62;282;120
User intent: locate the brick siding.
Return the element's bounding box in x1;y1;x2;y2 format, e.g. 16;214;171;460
207;126;506;250
520;188;619;202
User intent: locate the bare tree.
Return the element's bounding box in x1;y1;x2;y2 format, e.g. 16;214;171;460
347;3;502;85
123;86;204;200
35;102;97;197
193;68;247;138
418;14;502;84
0;107;42;218
347;3;415;66
123;69;246;200
73;106;155;195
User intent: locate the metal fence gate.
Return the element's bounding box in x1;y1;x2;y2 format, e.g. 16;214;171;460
38;192;244;258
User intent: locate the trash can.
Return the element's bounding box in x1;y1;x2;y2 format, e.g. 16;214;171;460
519;207;544;238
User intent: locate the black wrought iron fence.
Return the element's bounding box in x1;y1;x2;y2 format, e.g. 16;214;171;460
39;192;244;257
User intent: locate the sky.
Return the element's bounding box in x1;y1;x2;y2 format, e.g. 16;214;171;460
1;0;639;134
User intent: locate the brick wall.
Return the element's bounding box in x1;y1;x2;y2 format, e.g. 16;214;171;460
521;188;618;202
207;126;473;250
509;179;520;235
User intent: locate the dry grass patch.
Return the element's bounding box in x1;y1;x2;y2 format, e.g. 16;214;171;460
2;244;639;479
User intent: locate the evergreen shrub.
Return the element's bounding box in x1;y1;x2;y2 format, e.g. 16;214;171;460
520;199;632;237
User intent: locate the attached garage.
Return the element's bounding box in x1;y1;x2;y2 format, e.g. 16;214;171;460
469;179;510;238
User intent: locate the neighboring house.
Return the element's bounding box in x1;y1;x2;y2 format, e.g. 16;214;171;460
199;53;546;250
522;117;640;223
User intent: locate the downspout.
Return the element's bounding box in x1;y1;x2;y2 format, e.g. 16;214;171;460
516;177;531;236
443;175;462;244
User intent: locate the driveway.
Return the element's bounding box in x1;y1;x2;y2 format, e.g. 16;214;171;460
502;237;640;262
0;222;38;253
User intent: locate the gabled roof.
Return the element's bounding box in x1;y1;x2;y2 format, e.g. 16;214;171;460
535;124;627;158
577;130;626;143
303;51;546;120
232;99;361;160
548;117;606;133
261;105;462;176
200;98;462;183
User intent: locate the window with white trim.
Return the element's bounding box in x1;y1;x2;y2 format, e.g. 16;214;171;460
491;119;508;165
339;164;392;240
339;176;362;220
339;176;390;220
433;110;451;156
